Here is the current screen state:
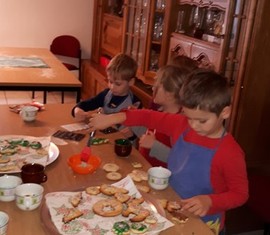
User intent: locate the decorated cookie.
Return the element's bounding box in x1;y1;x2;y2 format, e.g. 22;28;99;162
93;199;123;217
112;221;130;235
130;223;148;234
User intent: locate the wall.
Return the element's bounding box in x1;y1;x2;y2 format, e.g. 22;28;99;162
0;0;93;58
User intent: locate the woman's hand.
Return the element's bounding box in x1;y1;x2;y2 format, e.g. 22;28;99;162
181;195;212;217
139;130;156;149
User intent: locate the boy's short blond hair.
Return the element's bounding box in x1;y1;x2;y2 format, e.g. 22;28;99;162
106;53;138;81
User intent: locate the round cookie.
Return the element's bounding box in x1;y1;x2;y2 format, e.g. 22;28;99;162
131;162;142;168
114;192;130;203
0;155;11;164
106;172;122;181
128;172;142;182
157;199;168;209
132;170;148;181
135;184;150;193
100;184;129;196
112;221;130;235
103;163;120;172
93;199;123;217
145;215;158;224
85;186;100;195
130;223;148;234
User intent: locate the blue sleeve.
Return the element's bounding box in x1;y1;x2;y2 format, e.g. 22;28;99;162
71;89;109;116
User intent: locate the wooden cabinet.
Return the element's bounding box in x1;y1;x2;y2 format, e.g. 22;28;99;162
169;33;220;70
81;60;108;100
168;0;229;72
123;0;179;83
101;13;123;58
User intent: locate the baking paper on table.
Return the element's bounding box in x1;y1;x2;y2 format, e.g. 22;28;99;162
61;123;89;132
45;175;174;235
0;135;51;173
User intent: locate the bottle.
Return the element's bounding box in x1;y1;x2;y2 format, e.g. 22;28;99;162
175;10;185;33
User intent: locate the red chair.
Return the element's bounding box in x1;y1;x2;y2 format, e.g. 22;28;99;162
247;173;270;235
32;35;81;103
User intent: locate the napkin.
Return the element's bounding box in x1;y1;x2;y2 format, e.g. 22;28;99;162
45;176;174;235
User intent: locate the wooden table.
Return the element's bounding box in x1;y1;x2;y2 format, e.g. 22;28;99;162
0;104;213;235
0;47;81;103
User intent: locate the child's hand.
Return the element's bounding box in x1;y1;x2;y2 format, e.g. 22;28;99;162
139;130;156;149
74;108;89;121
181;195;212;217
120;127;134;138
89;112;126;131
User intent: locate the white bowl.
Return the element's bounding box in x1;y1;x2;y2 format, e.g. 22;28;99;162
0;211;9;235
0;175;22;202
15;183;44;211
148;167;171;190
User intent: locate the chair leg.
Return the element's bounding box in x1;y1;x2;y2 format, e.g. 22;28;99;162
43;91;47;104
61;91;64;104
32;91;35;99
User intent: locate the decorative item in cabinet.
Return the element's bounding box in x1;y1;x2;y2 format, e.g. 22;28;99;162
174;1;228;44
101;13;123;58
145;2;166;74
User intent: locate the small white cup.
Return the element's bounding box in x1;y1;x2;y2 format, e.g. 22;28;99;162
0;211;9;235
148;166;171;190
20;106;38;122
15;183;44;211
0;175;22;202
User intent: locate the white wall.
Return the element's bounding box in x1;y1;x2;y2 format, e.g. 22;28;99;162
0;0;93;58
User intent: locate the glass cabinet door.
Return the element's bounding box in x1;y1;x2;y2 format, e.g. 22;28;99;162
123;0;150;75
146;0;166;73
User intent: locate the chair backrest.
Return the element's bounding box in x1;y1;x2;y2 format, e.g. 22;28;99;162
50;35;81;59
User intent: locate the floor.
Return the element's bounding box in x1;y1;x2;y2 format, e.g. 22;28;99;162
0;91;265;235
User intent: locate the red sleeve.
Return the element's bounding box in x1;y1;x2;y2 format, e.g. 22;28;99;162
208;135;249;214
124;109;187;144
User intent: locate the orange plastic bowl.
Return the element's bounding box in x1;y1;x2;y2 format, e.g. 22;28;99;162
67;154;101;174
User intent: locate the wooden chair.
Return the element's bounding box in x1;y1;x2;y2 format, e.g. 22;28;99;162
32;35;81;103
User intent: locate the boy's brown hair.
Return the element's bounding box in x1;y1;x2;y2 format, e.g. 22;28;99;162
168;55;198;72
180;69;231;115
156;65;189;104
106;53;138;81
